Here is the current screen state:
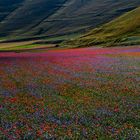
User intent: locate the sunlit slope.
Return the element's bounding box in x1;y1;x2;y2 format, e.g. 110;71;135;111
29;0;140;37
63;7;140;47
0;0;140;39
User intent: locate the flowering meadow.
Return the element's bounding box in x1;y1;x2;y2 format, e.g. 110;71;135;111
0;46;140;139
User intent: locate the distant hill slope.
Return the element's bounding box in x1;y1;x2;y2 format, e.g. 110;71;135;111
63;7;140;47
0;0;140;40
0;0;66;37
0;0;24;22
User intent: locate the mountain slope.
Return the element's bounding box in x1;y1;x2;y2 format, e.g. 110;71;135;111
0;0;66;37
0;0;24;22
63;7;140;47
29;0;140;37
0;0;140;40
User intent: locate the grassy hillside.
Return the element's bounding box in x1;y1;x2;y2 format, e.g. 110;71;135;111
63;7;140;47
0;0;140;40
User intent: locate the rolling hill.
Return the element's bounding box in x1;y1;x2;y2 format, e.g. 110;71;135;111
0;0;140;40
63;7;140;47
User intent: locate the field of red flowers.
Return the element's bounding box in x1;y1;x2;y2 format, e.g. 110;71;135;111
0;46;140;139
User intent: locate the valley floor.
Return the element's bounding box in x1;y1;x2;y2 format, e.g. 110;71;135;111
0;46;140;139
